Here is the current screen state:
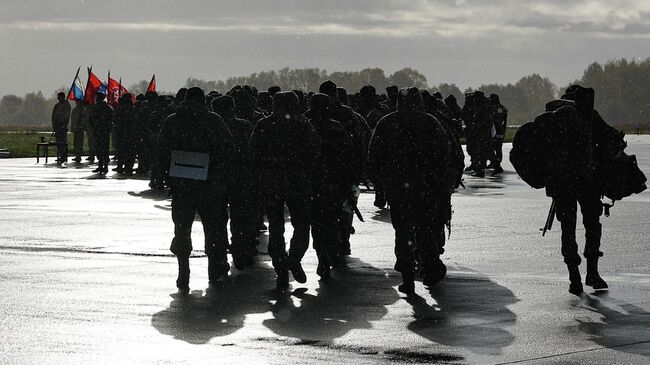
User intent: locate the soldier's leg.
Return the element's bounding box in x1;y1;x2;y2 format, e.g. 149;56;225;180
198;193;230;284
266;196;289;287
286;192;311;284
374;183;387;209
73;130;84;161
491;138;504;174
579;193;607;289
310;199;328;277
87;127;96;162
170;191;196;293
555;196;583;294
229;193;252;270
390;199;416;294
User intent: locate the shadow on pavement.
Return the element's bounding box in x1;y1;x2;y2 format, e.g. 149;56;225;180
262;257;401;342
151;257;401;346
406;266;519;356
370;208;391;223
150;262;278;344
577;292;650;357
128;189;169;202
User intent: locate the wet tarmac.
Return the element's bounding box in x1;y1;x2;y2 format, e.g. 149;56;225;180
1;138;649;364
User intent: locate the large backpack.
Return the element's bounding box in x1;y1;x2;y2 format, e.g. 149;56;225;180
509;112;554;189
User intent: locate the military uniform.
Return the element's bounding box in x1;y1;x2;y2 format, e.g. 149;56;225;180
89;95;113;174
368;87;451;294
158;88;234;291
51;97;71;164
249;91;320;289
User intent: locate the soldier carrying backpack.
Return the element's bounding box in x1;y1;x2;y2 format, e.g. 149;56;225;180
511;85;647;295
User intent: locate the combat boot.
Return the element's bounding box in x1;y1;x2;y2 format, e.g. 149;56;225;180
567;265;583;295
398;271;415;295
288;255;307;284
276;268;289;291
491;166;504;175
422;259;447;287
208;258;229;285
585;257;608;289
176;256;190;294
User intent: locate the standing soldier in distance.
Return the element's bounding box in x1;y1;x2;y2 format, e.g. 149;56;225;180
488;93;507;175
51;92;71;165
70;101;85;163
89;92;113;174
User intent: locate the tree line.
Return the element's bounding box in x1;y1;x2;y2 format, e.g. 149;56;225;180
2;59;649;129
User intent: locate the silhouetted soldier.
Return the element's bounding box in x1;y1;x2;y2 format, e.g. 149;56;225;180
70;101;85;163
368;87;451;295
444;95;463;138
51;92;71;164
158;87;235;293
488;93;507;175
307;93;356;278
212;95;258;270
113;93;136;175
144;92;165;189
89;92;113;174
547;85;612;295
249;91;320;289
316;80;367;257
356;85;390;208
462;91;493;177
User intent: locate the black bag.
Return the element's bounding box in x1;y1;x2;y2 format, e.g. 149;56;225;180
596;150;647;201
510;112;553;189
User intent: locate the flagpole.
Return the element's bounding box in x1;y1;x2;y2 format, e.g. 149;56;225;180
118;78;122;98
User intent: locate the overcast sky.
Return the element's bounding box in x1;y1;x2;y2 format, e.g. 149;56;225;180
1;0;650;96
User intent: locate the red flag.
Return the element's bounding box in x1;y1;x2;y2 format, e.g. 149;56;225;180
146;75;156;93
83;68;107;105
108;76;129;108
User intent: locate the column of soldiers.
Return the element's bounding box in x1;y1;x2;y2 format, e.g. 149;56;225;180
54;82;627;299
154;81;477;295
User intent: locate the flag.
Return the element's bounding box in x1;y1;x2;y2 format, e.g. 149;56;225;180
146;74;156;93
66;66;85;102
83;67;108;104
107;73;129;108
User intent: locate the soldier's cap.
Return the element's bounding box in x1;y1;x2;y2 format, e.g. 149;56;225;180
386;85;398;95
57;92;65;98
397;87;423;111
119;93;133;105
268;85;281;95
175;88;187;101
96;92;106;99
185;87;205;103
212;95;235;114
562;84;594;109
433;91;443;100
444;94;457;104
489;93;500;103
272;91;299;113
309;93;329;113
360;85;376;99
319;80;337;97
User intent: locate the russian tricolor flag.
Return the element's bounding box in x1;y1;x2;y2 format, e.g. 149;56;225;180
67;67;85;102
